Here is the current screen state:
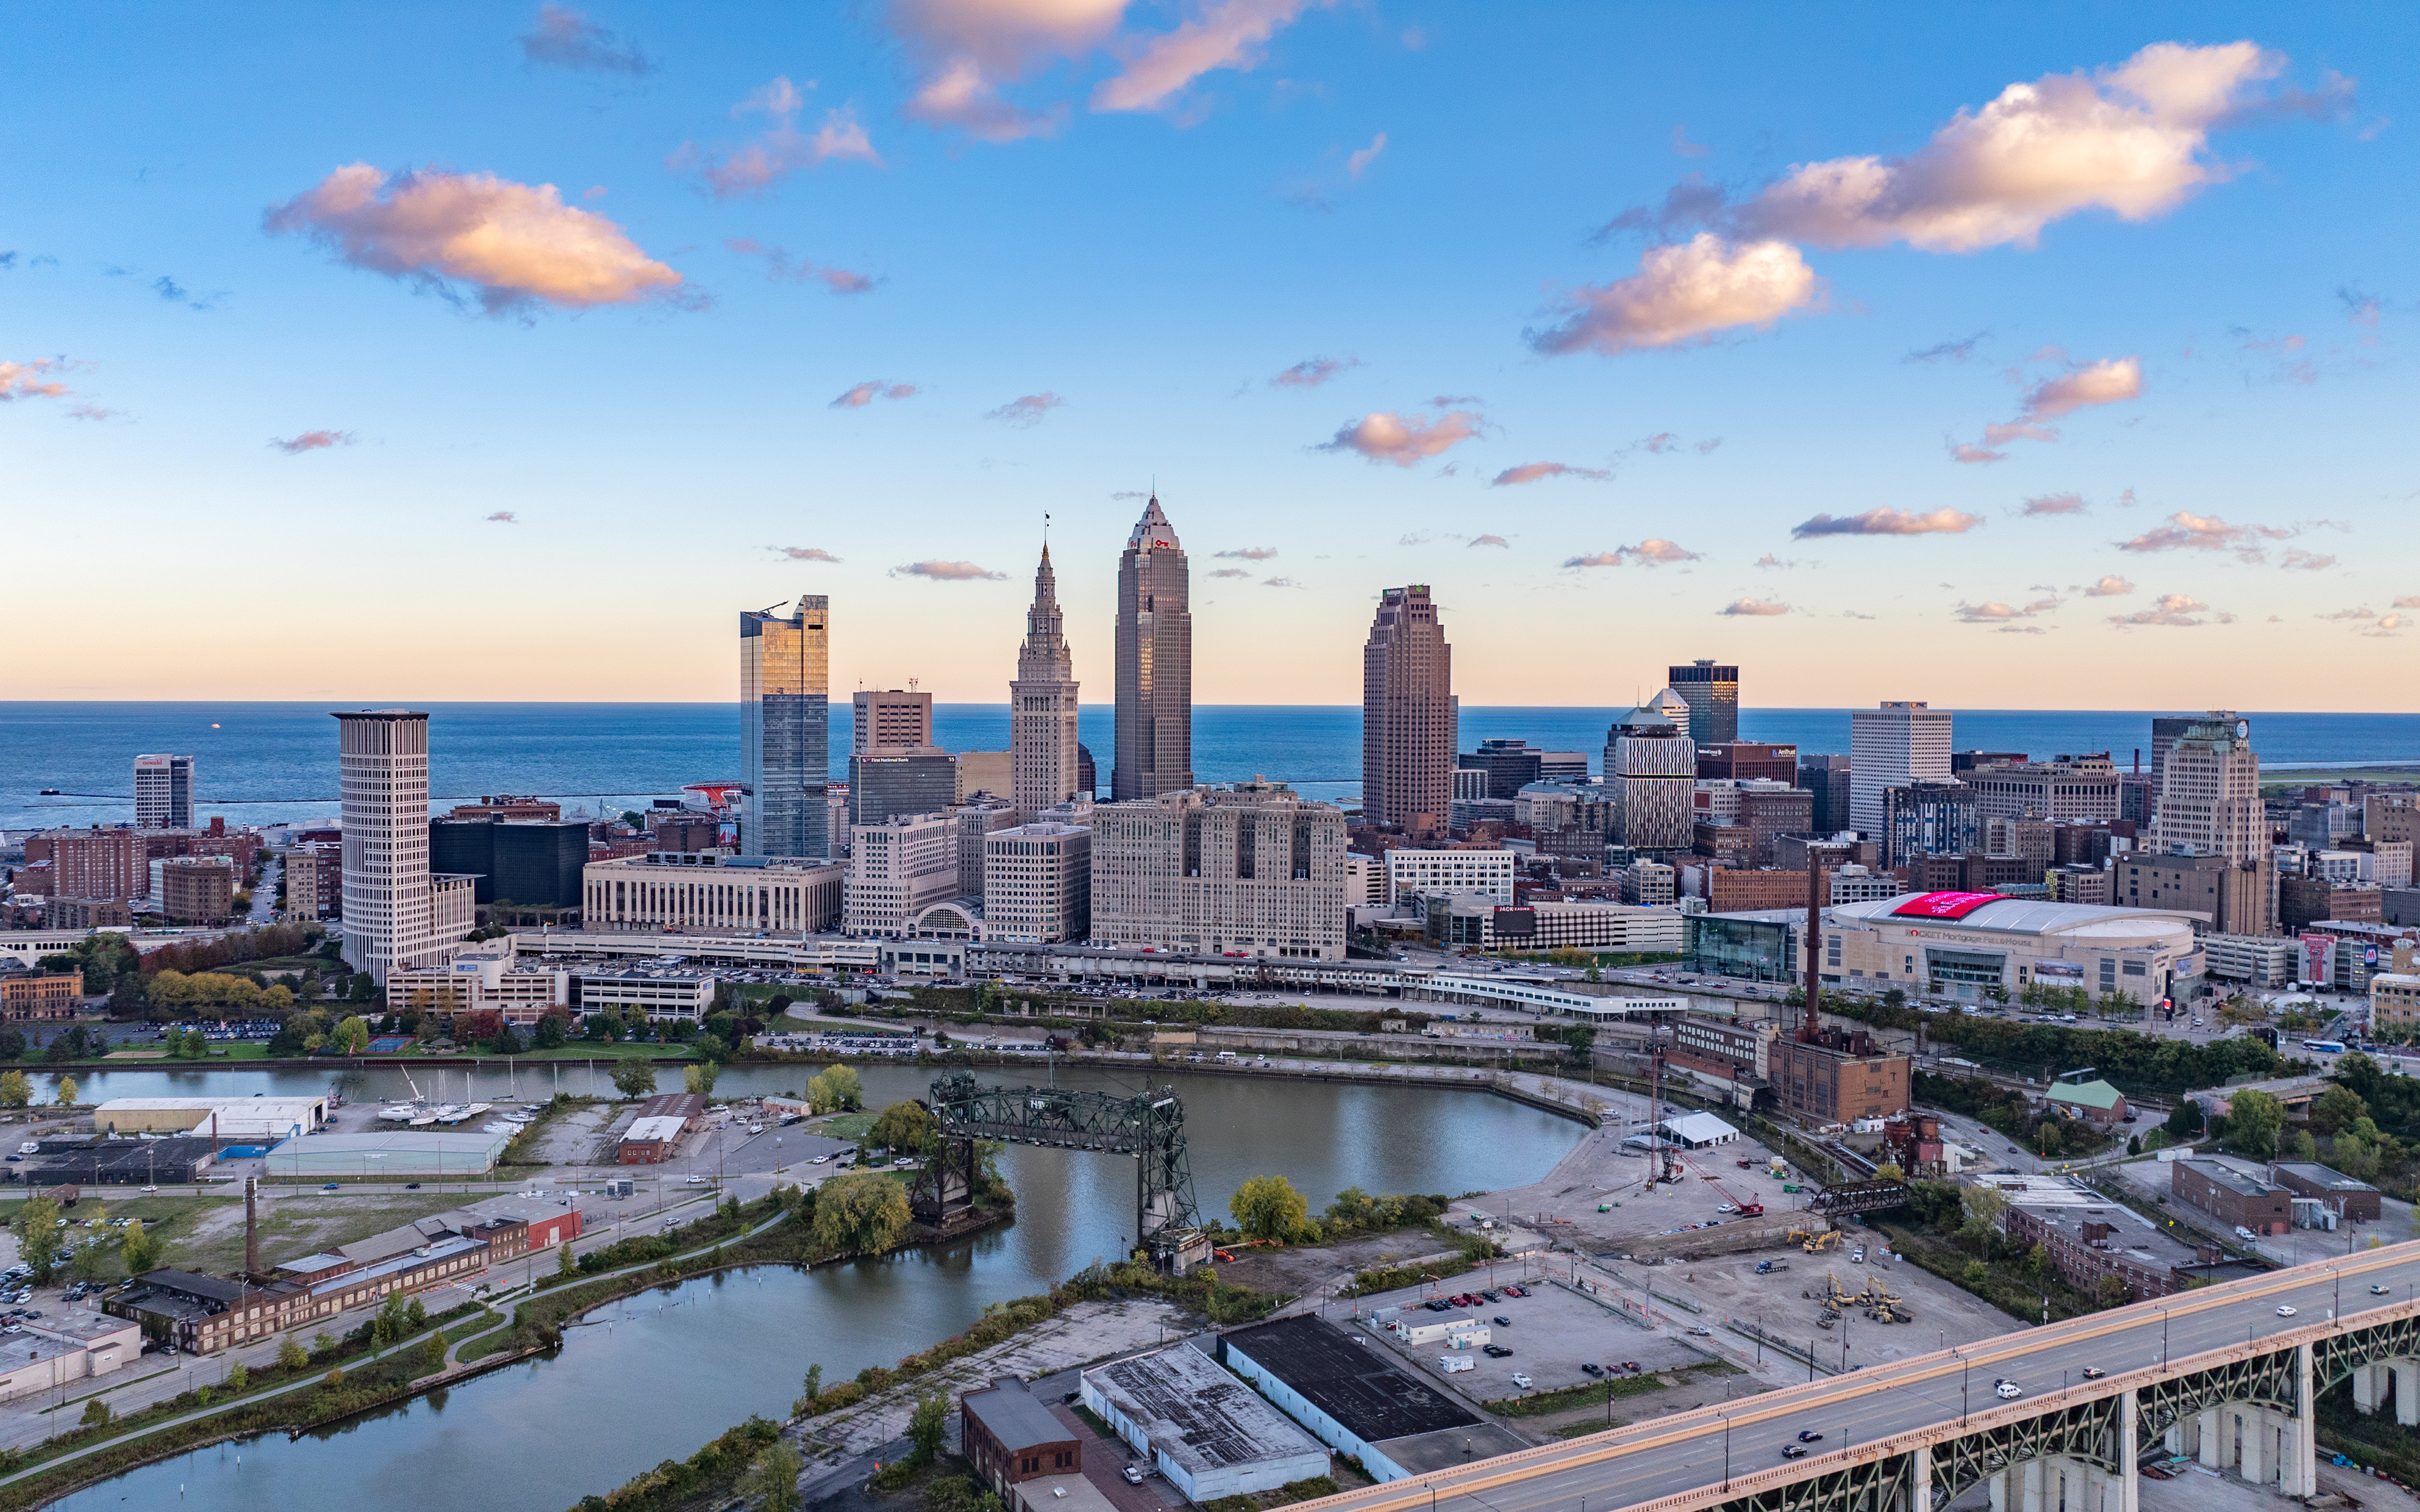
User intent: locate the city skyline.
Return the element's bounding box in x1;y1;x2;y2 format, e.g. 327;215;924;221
9;7;2417;707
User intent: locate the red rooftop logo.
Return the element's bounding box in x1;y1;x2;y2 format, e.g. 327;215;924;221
1891;891;2003;920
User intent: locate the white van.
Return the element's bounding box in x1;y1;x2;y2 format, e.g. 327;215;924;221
1215;1050;1240;1062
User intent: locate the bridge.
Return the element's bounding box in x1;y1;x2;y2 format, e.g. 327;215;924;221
1297;1243;2420;1512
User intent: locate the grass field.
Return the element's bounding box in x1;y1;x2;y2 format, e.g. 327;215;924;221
175;1191;475;1276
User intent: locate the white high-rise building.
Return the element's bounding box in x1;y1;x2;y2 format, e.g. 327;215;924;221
334;710;469;985
1010;546;1083;820
2153;713;2262;861
133;754;195;829
843;812;961;937
1089;781;1347;960
1850;701;1954;840
983;822;1091;944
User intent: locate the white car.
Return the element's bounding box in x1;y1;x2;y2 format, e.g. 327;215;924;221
1995;1380;2022;1399
812;1154;831;1164
1121;1466;1146;1486
1510;1373;1533;1390
2276;1305;2297;1317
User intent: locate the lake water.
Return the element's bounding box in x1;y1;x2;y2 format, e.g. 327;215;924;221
11;702;2416;830
50;1067;1579;1511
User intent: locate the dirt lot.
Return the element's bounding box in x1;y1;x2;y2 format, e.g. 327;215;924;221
1647;1239;2027;1373
1213;1227;1465;1298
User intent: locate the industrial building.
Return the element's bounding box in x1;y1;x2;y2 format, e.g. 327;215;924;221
1218;1315;1526;1480
2170;1157;2292;1235
2269;1162;2382;1222
0;1312;142;1402
1773;1027;1910;1128
619;1114;689;1164
14;1136;219;1186
962;1377;1090;1504
1080;1345;1328;1502
262;1130;510;1181
2043;1077;2129;1125
91;1095;328;1140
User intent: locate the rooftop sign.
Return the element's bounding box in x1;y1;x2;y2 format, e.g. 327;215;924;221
1891;891;2005;921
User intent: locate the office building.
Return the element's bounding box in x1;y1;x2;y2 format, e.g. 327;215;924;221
1539;752;1588;783
1453;769;1489;803
2371;973;2420;1037
2047;864;2113;906
1828;864;1904;905
1697;743;1797;783
1850;701;1952;840
335;710;469;985
133;755;195;830
1666;660;1739;745
1964;753;2121;825
1383;849;1516;906
427;819;590;907
387;942;570;1022
2148;716;2201;816
1090;781;1347;959
955;750;1012;802
1010;546;1084;820
1113;496;1194;801
1950;750;2030;776
2146;711;2273;935
46;828;144;903
1361;587;1453;833
1458;738;1542;799
953;798;1020;896
1881;779;1979;869
983;822;1091;944
582;852;841;934
740;596;831;859
2368;793;2420;852
844;813;962;937
285;842;340;919
1706;869;1809;913
443;795;561;822
158;857;236;923
848;748;960;827
1604;694;1695;854
852;687;933;753
1619;859;1676;905
1797;753;1853;834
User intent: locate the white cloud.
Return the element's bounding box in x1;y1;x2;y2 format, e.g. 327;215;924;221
1319;408;1483;467
774;546;841;562
895;559;1008;581
1216;547;1277;560
1347;132;1386;178
1954;596;2060;623
1092;0;1331;115
1209;567;1251;578
1792;507;1983;539
688;83;880;199
1528;234;1818;356
1734;42;2302;253
2107;593;2233;627
2116;510;2294;561
2082;575;2135;597
264;164;683;314
986;392;1065;427
1719;597;1791;616
1491;461;1609;487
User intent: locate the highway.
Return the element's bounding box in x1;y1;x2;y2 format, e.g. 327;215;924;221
1305;1241;2420;1512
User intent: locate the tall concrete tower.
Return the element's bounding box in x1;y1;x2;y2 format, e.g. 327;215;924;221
1113;495;1193;801
333;710;432;985
1362;585;1454;833
1011;545;1083;818
741;596;831;858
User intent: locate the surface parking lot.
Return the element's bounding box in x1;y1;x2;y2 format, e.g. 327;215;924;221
1345;1272;1720;1406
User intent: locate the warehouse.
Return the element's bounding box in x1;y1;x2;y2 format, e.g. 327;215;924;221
1657;1111;1743;1148
262;1130;510;1181
2269;1162;2382;1222
618;1115;688;1164
1081;1345;1328;1502
91;1095;328;1140
1218;1315;1526;1480
18;1137;218;1186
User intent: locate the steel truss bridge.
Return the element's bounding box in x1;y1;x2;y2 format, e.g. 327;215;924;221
915;1072;1207;1270
1298;1243;2420;1512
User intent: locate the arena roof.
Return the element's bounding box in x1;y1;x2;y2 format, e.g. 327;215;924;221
1833;895;2198;941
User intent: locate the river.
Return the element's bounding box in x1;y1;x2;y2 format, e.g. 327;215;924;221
47;1066;1580;1511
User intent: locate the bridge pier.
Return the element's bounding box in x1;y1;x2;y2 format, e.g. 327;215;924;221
1908;1441;1932;1512
2395;1358;2420;1427
2118;1387;2140;1512
2196;1407;2223;1470
2289;1341;2318;1498
2354;1361;2383;1414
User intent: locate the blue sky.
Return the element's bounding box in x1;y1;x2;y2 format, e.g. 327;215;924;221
7;3;2413;707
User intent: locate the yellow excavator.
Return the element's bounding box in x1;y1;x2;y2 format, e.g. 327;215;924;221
1789;1228;1842;1254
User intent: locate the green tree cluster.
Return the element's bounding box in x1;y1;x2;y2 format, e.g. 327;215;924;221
810;1172;911;1254
1230;1174;1318;1243
809;1063;863;1114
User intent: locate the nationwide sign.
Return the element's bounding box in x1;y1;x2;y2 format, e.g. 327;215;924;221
1891;891;2006;921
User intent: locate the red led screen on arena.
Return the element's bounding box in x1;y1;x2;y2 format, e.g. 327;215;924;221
1890;891;2004;921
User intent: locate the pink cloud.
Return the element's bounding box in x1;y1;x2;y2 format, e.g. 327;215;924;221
894;559;1008;581
1719;597;1791;616
1792;507;1983;539
265;164;683;314
2081;575;2135;597
1270;355;1357;389
690;81;881;200
1491;461;1609;487
831;381;918;409
725;238;878;294
1960;357;2143;458
0;359;70;401
2107;593;2234;627
1347;132;1386;178
517;5;653;75
2116;510;2295;561
775;546;841;562
1318;407;1483;467
1091;0;1333;115
269;430;357;454
885;0;1126;142
2020;492;2087;516
1529;234;1818;355
987;392;1065;427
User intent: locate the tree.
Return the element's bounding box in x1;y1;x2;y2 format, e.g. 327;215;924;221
2096;1274;2131;1309
0;1071;26;1109
801;1363;822;1402
1957;1184;2009;1249
2310;1084;2369;1136
80;1398;110;1428
1961;1260;1989;1289
870;1101;931;1157
1231;1174;1317;1244
2223;1089;2287;1157
332;1016;371;1055
684;1061;722;1098
610;1058;659;1099
226;1362;249;1394
422;1334;447;1373
52;1075;78;1108
2165;1099;2204;1140
810;1172;911;1254
557;1239;576;1277
14;1198;64;1283
744;1440;805;1512
809;1064;863;1114
278;1335;308;1371
534;1011;569;1050
908;1392;950;1463
1872;1161;1905;1182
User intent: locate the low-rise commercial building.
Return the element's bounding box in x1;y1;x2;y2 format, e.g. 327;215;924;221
2043;1077;2129;1125
1216;1315;1525;1481
2269;1162;2382;1222
962;1377;1084;1497
91;1094;328;1140
2170;1157;2291;1235
1422;896;1683;953
2374;973;2420;1037
0;1312;142;1401
618;1114;689;1164
1081;1345;1328;1503
572;964;716;1023
1384;849;1515;906
388;942;570;1023
0;969;80;1021
2000;1197;2206;1304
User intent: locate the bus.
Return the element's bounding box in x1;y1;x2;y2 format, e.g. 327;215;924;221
2300;1038;2347;1055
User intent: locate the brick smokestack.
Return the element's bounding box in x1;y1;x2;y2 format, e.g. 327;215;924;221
245;1175;260;1276
1802;844;1834;1043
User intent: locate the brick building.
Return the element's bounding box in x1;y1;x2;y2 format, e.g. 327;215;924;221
2170;1157;2291;1235
1696;743;1799;783
1772;1027;1910;1127
2002;1203;2202;1304
2268;1162;2382;1222
0;971;81;1021
962;1378;1083;1496
159;858;236;923
1707;869;1807;912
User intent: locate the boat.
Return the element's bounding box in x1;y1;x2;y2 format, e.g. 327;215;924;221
408;1111;439;1127
38;789;60;796
376;1107;419;1123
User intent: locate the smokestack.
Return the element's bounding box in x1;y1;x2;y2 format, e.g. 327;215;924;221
245;1175;260;1276
1802;844;1833;1044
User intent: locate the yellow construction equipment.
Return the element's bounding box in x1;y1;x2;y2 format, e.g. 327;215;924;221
1788;1228;1841;1254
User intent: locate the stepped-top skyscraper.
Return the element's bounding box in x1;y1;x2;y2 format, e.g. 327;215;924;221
1362;585;1454;833
1113;495;1193;801
1011;545;1083;818
741;596;830;858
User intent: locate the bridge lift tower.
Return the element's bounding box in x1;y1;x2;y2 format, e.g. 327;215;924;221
915;1072;1211;1273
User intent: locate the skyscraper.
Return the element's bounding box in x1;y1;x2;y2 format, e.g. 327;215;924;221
1605;693;1696;854
1666;660;1739;745
2153;713;2262;861
852;688;933;753
1850;701;1953;839
132;753;195;829
1113;495;1193;801
741;597;831;859
334;710;470;984
1361;585;1453;833
1011;546;1083;819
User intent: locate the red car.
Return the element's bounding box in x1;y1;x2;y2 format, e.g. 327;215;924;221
1502;1286;1527;1298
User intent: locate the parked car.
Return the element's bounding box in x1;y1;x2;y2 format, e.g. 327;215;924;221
1492;1315;1511;1326
1121;1466;1145;1486
1509;1373;1533;1390
1581;1363;1604;1377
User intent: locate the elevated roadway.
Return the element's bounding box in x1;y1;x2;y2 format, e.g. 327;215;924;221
1299;1242;2420;1512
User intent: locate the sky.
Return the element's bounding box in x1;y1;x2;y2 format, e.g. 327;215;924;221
7;3;2415;708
